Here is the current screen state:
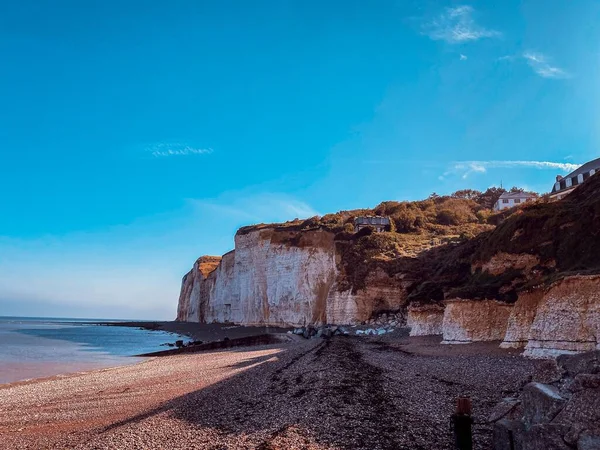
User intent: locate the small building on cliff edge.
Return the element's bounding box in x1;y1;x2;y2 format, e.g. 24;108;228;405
494;192;537;211
354;216;391;232
550;157;600;200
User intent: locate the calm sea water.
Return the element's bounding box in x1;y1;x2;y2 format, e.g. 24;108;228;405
0;317;186;384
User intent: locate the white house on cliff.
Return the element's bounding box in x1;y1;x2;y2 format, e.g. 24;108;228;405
494;192;537;211
549;157;600;200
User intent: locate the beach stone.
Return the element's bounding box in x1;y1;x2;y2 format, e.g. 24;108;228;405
293;327;305;335
175;340;184;348
522;424;571;450
565;373;600;393
563;424;585;447
578;432;600;450
489;398;521;423
522;382;566;426
557;351;600;377
553;384;600;432
492;419;525;450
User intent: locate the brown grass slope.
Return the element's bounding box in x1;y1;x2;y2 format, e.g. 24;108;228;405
225;178;598;306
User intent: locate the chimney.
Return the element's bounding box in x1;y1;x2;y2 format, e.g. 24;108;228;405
556;175;563;182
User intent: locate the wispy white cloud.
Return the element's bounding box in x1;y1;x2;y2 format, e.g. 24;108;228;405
423;5;501;44
497;55;515;62
191;193;320;223
148;143;214;157
460;54;468;61
523;52;569;79
442;160;581;180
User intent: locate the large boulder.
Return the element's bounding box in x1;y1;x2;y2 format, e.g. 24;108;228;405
492;419;525;450
578;432;600;450
553;384;600;434
492;351;600;450
556;350;600;377
522;382;566;427
522;424;571;450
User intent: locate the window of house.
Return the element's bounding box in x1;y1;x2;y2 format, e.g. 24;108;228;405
583;172;590;181
502;199;509;204
560;179;567;190
514;199;521;204
572;176;579;186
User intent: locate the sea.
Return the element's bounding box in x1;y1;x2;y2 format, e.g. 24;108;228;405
0;317;186;385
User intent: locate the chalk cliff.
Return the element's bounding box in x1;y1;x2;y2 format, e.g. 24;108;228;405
177;229;408;326
177;174;600;355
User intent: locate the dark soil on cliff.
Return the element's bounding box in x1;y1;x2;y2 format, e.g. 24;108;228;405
406;173;600;303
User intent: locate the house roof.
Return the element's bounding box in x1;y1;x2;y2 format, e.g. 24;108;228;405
498;191;537;200
551;157;600;194
354;216;390;225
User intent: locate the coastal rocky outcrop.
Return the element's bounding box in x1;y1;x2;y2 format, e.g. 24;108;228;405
177;174;600;356
441;299;512;344
491;350;600;449
407;304;444;336
177;228;408;327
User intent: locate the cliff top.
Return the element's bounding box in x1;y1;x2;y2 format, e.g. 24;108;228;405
237;192;511;238
195;256;222;278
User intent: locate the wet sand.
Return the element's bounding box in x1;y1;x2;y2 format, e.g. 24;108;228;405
0;358;145;385
0;334;541;450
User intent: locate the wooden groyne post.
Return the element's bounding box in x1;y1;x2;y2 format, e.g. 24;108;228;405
451;396;473;450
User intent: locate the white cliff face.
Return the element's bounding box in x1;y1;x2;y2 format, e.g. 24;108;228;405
177;229;408;326
204;230;337;326
407;305;444;336
441;300;513;344
522;276;600;358
499;290;544;349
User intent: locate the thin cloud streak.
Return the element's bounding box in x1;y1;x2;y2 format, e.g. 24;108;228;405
423;5;501;44
191;193;320;223
445;160;581;180
523;52;569;79
148;143;214;157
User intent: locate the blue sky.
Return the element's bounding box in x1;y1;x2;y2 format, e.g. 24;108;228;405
1;0;599;319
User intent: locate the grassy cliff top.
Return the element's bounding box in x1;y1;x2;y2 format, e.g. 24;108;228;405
237;192;508;238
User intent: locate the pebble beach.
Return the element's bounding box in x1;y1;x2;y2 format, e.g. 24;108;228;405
0;334;540;449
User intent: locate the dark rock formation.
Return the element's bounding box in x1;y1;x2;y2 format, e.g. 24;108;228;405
492;351;600;450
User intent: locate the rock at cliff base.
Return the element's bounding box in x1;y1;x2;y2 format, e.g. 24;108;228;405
522;382;566;427
492;419;525;450
522;424;571;450
488;398;521;423
553;386;600;433
578;433;600;450
557;350;600;377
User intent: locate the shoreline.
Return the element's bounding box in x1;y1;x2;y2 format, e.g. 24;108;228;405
94;320;291;342
0;320;290;387
0;357;154;390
